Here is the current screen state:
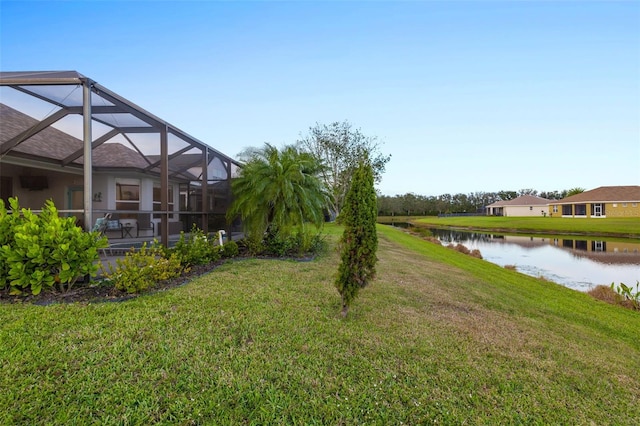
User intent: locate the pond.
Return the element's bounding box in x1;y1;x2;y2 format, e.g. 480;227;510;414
389;224;640;292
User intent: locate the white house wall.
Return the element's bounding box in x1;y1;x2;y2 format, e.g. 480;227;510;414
505;205;548;217
91;174;108;212
1;163;81;210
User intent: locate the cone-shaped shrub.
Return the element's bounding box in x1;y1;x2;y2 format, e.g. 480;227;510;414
335;159;378;317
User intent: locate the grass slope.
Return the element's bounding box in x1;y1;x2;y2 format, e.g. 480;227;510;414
1;224;638;424
379;215;640;238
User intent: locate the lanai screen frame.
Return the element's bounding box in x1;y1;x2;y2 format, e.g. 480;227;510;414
0;71;240;246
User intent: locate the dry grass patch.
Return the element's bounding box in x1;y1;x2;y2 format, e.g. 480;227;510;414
588;284;638;310
446;243;483;259
588;284;623;305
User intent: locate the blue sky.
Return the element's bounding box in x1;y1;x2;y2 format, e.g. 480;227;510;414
1;0;639;196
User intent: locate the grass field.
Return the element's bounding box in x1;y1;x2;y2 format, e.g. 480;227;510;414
1;224;639;424
378;215;640;238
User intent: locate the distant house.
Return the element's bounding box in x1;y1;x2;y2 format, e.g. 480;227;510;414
549;186;640;218
486;195;550;217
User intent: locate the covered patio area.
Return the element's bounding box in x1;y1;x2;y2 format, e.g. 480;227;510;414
0;71;241;247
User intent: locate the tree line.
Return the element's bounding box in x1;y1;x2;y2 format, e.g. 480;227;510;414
377;188;584;216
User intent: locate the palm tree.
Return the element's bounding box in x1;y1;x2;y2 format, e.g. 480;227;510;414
565;187;586;197
227;143;329;244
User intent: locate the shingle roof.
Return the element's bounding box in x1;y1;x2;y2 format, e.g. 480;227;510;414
487;195;550;207
555;186;640;204
85;143;150;169
1;103;83;161
1;103;150;169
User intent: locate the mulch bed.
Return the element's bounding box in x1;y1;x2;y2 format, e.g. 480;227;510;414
0;260;225;306
0;254;316;306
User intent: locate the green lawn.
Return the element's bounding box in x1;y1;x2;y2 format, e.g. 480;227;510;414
378;215;640;238
1;224;638;424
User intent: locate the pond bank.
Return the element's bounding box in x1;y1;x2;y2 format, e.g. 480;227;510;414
377;216;640;240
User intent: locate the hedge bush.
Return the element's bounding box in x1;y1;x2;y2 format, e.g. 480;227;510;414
102;243;185;294
0;197;107;295
169;225;221;267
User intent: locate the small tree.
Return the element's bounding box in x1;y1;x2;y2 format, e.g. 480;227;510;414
298;120;390;218
335;159;378;317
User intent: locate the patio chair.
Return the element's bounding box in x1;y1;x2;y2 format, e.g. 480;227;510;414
91;213;112;235
105;219;124;239
91;213;112;257
136;214;155;237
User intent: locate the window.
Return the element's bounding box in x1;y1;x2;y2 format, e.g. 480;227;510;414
153;183;175;219
529;206;533;211
591;203;604;217
575;240;587;250
633;203;638;207
622;203;628;207
115;178;140;219
552;205;558;213
575;204;587;216
562;205;572;215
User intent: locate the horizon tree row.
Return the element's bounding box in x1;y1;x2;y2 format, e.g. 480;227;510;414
377;188;585;216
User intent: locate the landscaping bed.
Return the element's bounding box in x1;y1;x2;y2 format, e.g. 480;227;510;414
0;259;226;305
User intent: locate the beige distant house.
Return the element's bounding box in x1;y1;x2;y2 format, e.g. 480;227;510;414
486;195;550;217
549;186;640;218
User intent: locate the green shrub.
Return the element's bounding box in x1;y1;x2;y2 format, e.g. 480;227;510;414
103;243;185;294
243;236;265;256
0;197;107;295
170;225;220;267
0;199;23;287
261;227;324;257
297;231;325;255
221;240;239;258
263;229;296;257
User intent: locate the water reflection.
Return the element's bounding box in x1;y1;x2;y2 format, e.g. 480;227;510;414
391;224;640;292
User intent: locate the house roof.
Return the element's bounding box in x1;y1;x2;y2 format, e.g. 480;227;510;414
487;195;550;207
554;186;640;204
0;70;240;181
1;103;160;171
1;103;83;162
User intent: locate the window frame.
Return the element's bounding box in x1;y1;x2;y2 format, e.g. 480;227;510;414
153;182;175;219
115;178;140;219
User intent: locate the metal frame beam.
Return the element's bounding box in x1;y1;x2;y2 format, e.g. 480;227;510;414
160;126;169;246
0;108;69;155
143;144;194;172
201;148;209;234
82;79;93;232
62;128;120;165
